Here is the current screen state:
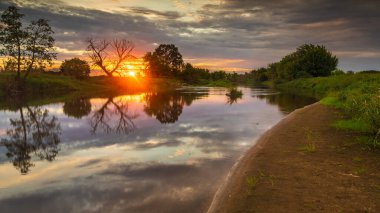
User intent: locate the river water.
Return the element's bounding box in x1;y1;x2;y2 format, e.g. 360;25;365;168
0;87;315;213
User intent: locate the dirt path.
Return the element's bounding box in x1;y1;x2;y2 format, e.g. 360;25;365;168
208;103;380;213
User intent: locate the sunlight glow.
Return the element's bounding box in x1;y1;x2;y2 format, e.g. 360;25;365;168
127;71;136;77
117;59;146;77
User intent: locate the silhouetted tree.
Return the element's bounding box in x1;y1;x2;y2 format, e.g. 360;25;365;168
144;44;184;77
0;106;61;174
63;97;92;119
180;63;210;84
60;58;90;79
0;6;56;79
86;38;135;77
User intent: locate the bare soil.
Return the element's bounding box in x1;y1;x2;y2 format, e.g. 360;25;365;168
208;103;380;213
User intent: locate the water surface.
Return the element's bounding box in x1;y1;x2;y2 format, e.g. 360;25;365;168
0;87;315;213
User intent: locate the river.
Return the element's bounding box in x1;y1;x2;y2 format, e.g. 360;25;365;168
0;87;315;213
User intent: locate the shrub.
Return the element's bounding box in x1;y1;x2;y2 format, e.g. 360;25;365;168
60;58;90;79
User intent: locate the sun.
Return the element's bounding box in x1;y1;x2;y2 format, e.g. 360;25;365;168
127;71;136;77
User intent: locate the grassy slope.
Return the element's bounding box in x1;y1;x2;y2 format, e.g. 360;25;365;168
278;73;380;146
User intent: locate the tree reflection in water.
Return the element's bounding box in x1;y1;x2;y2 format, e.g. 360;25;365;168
253;90;316;114
63;97;92;119
144;90;208;124
89;97;138;134
0;106;61;174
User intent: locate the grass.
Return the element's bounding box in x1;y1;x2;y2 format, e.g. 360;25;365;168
298;128;317;153
0;72;180;109
320;96;341;108
332;119;371;132
278;72;380;147
245;175;260;195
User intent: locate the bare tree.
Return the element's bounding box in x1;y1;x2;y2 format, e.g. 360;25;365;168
86;38;135;77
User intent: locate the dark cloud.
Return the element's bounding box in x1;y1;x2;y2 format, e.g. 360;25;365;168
0;0;379;70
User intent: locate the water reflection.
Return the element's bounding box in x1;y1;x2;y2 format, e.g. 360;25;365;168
0;87;316;213
226;92;243;105
63;97;91;119
90;97;138;134
251;87;316;113
0;106;61;174
144;90;207;124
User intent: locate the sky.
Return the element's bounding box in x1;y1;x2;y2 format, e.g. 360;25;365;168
0;0;379;72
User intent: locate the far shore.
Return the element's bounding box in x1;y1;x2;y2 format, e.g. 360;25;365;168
208;102;380;213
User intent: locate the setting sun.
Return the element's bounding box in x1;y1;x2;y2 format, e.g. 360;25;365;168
127;71;136;77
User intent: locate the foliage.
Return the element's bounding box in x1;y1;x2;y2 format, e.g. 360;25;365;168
180;63;210;84
60;58;90;79
0;6;56;79
248;44;338;83
331;69;345;76
279;72;380;147
226;88;243;104
144;44;184;77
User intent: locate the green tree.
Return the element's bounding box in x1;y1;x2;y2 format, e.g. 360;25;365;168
295;44;338;77
180;63;210;84
0;6;56;79
144;44;184;77
278;44;338;80
60;58;90;79
0;6;26;78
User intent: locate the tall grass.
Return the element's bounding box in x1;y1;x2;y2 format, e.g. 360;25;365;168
279;73;380;147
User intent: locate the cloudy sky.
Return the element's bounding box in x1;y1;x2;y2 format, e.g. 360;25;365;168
1;0;379;71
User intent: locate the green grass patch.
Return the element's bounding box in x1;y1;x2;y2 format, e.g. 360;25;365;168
278;73;380;147
356;136;380;148
332;119;371;132
320;96;341;108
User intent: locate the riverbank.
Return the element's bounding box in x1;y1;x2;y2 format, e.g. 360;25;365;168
0;72;180;108
278;72;380;147
209;102;380;212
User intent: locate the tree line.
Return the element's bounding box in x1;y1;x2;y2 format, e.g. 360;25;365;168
247;44;339;84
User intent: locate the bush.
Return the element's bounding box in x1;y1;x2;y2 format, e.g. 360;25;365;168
331;69;345;75
60;58;90;79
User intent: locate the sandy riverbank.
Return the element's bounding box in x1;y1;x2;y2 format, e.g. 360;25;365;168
208;102;380;213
